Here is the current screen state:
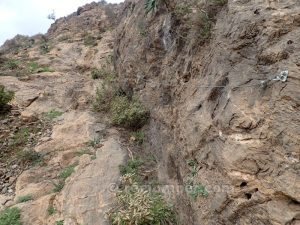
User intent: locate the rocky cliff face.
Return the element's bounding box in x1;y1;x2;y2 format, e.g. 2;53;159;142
114;0;300;224
0;2;125;225
0;0;299;224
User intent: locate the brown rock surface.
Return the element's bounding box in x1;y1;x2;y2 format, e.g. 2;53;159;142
114;0;300;224
0;0;299;224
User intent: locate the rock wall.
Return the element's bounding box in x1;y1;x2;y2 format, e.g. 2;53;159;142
114;0;300;224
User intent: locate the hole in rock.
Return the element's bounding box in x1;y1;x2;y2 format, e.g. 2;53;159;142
245;193;252;199
240;182;247;188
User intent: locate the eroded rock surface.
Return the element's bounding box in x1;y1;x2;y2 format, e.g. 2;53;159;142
114;0;300;224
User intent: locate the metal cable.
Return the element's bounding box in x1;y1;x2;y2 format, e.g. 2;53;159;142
195;70;288;89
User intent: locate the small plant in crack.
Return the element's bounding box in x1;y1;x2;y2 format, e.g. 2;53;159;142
53;163;78;193
45;109;63;120
88;137;101;148
27;62;54;74
47;206;56;216
119;158;144;176
76;148;93;156
56;220;64;225
59;163;77;180
52;181;65;193
185;159;208;199
145;0;166;14
12;127;30;147
17;195;33;203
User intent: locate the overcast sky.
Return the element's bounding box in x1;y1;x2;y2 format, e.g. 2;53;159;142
0;0;123;46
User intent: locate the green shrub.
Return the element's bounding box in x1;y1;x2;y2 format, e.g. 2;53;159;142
40;42;50;54
91;69;102;79
0;207;22;225
27;62;39;73
17;195;33;203
130;131;145;145
5;60;19;70
198;13;212;40
88;138;101;148
111;96;149;129
84;35;97;47
0;86;14;110
93;85;116;112
17;149;43;165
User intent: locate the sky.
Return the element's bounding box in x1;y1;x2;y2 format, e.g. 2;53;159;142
0;0;123;46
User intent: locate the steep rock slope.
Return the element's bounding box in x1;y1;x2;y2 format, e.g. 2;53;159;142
114;0;300;224
0;2;126;225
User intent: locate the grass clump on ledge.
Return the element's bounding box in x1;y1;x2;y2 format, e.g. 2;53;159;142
45;109;63;120
108;189;176;225
0;207;22;225
17;149;42;165
27;62;54;74
53;163;77;193
59;164;76;180
17;195;33;203
107;159;177;225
